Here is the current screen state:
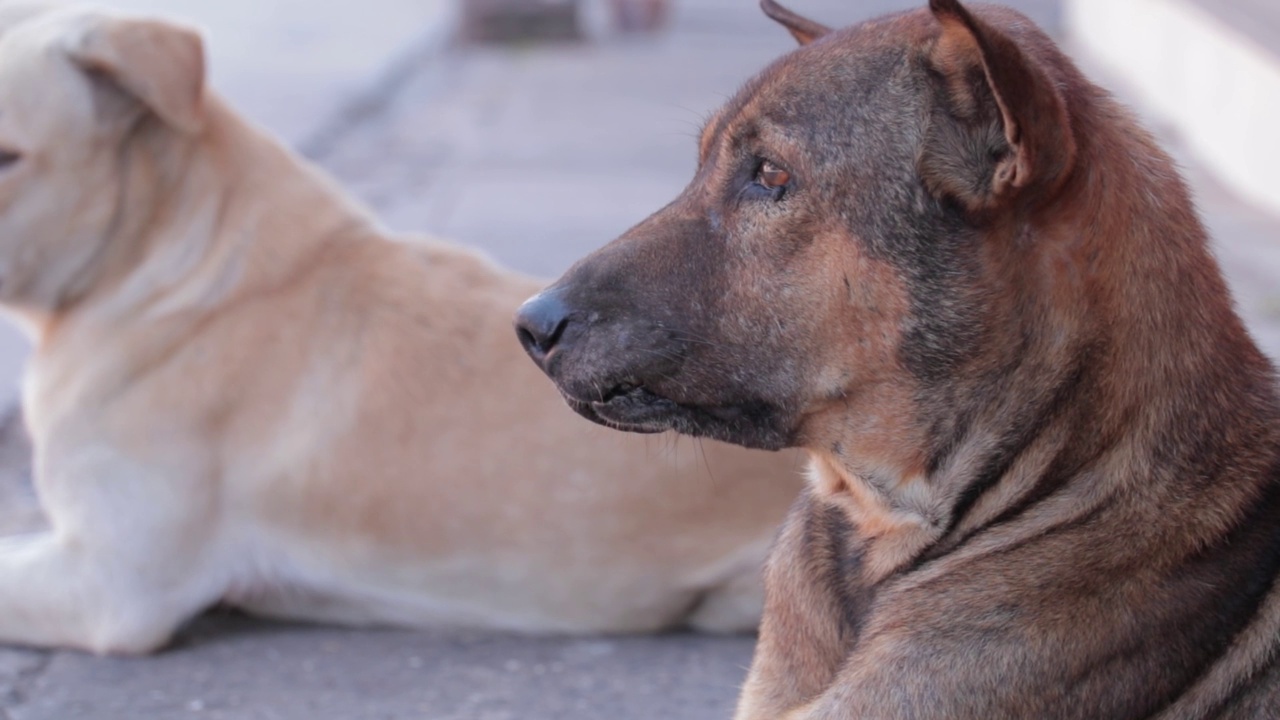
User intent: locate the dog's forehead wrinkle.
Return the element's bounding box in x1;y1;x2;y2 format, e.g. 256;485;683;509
704;42;917;182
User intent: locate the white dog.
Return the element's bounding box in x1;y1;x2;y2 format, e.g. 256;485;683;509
0;1;802;654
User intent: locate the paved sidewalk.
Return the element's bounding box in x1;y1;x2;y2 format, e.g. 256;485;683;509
1;613;756;720
1;1;1278;719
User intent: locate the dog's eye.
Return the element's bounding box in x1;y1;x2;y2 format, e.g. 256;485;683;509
752;159;783;185
0;149;20;169
752;159;791;200
757;160;790;189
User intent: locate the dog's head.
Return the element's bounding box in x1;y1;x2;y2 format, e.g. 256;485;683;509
516;0;1083;461
0;2;204;313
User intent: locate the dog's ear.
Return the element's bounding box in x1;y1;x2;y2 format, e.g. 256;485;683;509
66;16;206;134
920;0;1075;213
761;0;830;46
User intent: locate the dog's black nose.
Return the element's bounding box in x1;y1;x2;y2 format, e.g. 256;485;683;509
515;290;571;364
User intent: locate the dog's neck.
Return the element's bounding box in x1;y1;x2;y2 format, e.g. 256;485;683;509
15;96;377;339
809;84;1280;583
805;453;940;582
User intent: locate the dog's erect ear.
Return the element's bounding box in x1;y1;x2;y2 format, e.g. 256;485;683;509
760;0;830;46
66;16;206;134
921;0;1075;212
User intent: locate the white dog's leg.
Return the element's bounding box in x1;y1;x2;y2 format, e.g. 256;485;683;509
0;533;154;653
0;527;218;654
0;447;225;655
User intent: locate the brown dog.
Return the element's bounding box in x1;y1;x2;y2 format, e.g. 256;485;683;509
516;0;1280;717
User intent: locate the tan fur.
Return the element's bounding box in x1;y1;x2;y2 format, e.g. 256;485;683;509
0;2;803;655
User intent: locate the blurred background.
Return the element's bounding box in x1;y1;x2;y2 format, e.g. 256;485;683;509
0;0;1277;718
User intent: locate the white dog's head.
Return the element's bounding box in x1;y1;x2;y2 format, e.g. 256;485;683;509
0;2;204;316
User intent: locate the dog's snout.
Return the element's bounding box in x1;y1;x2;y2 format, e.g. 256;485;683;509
515;290;572;363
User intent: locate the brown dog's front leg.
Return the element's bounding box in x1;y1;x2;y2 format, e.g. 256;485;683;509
735;491;869;720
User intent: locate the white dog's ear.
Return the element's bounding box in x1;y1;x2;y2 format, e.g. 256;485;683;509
66;17;206;134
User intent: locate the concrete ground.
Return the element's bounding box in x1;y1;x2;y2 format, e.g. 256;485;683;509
1;0;1278;718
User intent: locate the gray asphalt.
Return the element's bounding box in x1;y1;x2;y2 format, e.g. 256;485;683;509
4;613;756;720
3;1;1279;718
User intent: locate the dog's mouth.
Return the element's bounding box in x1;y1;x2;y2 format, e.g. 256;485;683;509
562;382;680;434
557;380;792;450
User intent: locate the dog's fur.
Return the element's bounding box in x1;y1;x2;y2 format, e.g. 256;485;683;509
0;1;805;655
518;1;1280;717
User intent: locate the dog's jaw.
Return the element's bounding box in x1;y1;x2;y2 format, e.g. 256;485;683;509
559;384;794;451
